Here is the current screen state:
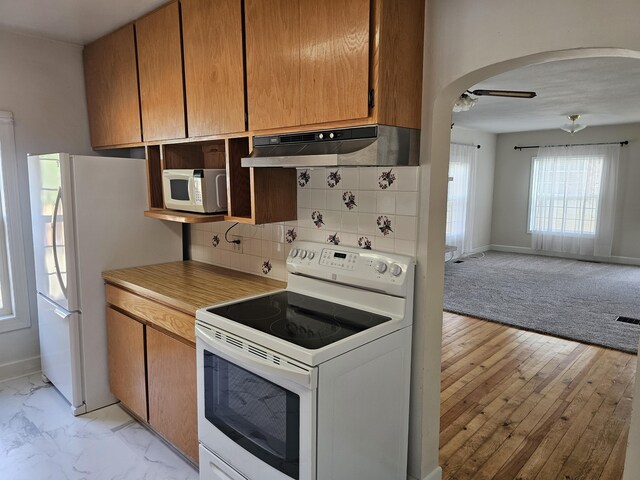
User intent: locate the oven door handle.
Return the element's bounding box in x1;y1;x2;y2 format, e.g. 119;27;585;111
196;324;316;389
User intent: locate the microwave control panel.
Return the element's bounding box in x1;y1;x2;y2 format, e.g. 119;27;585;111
193;177;203;205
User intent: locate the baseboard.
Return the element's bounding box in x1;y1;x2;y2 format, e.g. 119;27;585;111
0;355;41;382
490;244;640;266
468;245;491;255
421;466;443;480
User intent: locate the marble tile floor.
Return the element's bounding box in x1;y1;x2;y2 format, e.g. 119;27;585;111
0;373;198;480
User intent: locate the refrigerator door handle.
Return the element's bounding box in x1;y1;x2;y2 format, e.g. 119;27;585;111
53;308;71;319
52;186;68;298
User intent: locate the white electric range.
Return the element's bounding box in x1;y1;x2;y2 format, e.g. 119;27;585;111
195;241;415;480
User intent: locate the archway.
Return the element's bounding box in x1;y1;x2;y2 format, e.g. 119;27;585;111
412;47;640;480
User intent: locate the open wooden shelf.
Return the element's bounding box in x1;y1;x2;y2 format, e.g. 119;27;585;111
144;135;297;225
144;209;225;224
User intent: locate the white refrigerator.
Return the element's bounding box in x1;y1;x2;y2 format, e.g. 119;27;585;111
28;153;182;415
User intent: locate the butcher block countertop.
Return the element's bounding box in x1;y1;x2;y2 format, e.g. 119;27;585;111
102;261;286;344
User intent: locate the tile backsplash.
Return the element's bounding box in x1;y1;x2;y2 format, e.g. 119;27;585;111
190;166;420;281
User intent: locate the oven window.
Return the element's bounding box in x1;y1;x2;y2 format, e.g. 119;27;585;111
169;179;190;201
204;350;300;479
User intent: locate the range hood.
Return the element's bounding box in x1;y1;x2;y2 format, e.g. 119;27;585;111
241;125;420;168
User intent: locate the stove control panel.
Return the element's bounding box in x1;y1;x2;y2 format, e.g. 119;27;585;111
287;241;415;297
319;249;358;270
289;247;320;263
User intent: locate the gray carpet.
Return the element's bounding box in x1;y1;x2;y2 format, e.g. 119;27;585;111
444;251;640;354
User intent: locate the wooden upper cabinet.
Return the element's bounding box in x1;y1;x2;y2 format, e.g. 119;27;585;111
136;2;186;141
245;0;370;132
182;0;246;137
83;25;141;148
299;0;370;126
245;0;424;133
245;0;301;131
373;0;425;129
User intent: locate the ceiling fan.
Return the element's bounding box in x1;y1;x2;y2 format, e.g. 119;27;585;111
453;88;537;112
467;89;537;99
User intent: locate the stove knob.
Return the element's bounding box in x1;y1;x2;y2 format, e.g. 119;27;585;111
299;250;307;259
308;251;315;260
291;248;299;258
374;261;387;274
390;263;403;277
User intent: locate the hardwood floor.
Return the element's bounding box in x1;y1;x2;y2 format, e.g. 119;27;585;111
440;312;636;480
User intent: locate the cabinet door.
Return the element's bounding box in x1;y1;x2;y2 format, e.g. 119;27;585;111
106;307;147;420
182;0;245;137
83;25;141;148
147;327;198;462
299;0;370;125
245;0;300;131
136;1;186;141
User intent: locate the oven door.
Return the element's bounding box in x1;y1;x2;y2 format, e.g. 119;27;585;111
196;322;317;480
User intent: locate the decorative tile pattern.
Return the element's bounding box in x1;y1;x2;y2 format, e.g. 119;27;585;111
378;168;396;189
343;191;357;210
377;215;394;236
190;167;421;281
327;169;342;188
298;170;310;187
358;236;372;250
311;211;324;228
261;260;272;275
285;228;297;243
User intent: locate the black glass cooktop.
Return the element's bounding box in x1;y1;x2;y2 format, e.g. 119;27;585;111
207;291;391;349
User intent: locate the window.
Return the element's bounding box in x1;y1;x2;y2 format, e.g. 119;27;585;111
446;160;470;239
446;143;476;256
529;154;604;236
528;144;620;258
0;111;30;332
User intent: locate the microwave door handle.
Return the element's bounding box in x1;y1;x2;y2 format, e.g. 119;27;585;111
196;324;314;389
215;174;226;209
51;186;68;297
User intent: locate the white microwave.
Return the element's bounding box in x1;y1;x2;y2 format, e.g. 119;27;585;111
162;169;227;214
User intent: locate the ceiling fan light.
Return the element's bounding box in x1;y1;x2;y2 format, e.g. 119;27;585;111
560;114;587;134
560;123;587;134
453;93;477;112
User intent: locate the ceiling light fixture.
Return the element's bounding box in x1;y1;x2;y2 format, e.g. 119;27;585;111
560;114;587;134
453;93;478;112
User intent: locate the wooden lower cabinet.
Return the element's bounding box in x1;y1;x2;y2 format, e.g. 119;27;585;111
147;326;198;462
106;307;147;421
105;285;198;464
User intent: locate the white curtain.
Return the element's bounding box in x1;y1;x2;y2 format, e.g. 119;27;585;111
446;143;477;257
530;144;620;257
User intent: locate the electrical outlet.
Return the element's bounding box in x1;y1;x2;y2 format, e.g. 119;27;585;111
231;236;243;253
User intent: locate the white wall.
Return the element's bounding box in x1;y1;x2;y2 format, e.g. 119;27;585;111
491;123;640;261
450;127;496;253
416;2;640;479
0;29;92;380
